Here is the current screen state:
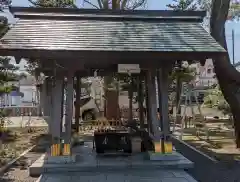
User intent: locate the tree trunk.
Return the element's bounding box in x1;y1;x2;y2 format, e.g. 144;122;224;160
210;0;240;147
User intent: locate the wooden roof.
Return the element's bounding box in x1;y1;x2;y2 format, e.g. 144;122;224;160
0;7;226;66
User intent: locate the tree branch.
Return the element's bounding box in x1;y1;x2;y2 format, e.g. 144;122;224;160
97;0;103;8
210;0;240;85
121;0;128;9
112;0;117;9
116;0;121;9
83;0;99;8
103;0;109;9
126;0;146;10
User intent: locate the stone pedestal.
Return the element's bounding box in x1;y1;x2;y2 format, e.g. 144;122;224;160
29;142;194;177
45;155;76;164
147;151;182;161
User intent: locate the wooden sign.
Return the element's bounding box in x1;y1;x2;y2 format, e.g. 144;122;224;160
118;64;140;74
94;132;132;153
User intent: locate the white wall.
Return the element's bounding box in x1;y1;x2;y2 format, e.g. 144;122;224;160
20;85;37;103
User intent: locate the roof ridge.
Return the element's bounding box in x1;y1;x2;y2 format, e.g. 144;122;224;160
10;6;205;22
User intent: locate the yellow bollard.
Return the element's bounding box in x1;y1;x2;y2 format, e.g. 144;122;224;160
51;144;60;156
50;144;55;156
63;144;71;156
154;141;161;153
154;140;173;154
164;141;173;153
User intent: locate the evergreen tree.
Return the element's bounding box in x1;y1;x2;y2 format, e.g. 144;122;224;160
0;14;23;131
167;1;197;117
167;0;198;10
28;0;77;8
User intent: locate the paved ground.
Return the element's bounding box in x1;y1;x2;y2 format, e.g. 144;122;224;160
30;141;196;182
187;161;240;182
38;169;197;182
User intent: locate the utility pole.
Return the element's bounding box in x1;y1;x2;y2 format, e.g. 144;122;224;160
232;29;235;65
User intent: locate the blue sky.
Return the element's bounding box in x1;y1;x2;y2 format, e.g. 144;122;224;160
8;0;240;65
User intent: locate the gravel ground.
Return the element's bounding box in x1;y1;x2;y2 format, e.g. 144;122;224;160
0;128;49;182
0;127;48;167
0;151;41;182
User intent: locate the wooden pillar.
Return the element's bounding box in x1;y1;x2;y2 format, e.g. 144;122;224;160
39;80;45;116
39;85;43;116
137;74;144;129
46;78;53;134
74;74;81;132
146;69;160;139
50;82;55;135
64;72;74;150
51;76;64;149
128;77;134;121
144;71;152;133
158;68;170;141
157;70;163;130
60;80;65;133
44;78;51;117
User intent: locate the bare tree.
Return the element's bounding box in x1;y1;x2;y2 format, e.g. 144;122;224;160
209;0;240;147
83;0;147;10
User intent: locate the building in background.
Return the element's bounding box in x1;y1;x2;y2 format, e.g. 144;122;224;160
19;75;37;106
191;59;217;87
0;75;38;107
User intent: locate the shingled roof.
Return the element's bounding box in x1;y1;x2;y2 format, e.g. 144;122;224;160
0;7;226;63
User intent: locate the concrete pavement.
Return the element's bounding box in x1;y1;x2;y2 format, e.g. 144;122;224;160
37;169;197;182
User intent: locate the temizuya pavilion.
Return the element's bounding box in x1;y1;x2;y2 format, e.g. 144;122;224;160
0;7;226;160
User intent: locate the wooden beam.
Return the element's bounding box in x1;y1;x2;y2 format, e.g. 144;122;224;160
2;50;225;65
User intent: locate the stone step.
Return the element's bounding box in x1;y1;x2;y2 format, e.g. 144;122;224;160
29;152;193;177
36;168;198;182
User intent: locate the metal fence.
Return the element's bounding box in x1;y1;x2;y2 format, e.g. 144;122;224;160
0;106;39;117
